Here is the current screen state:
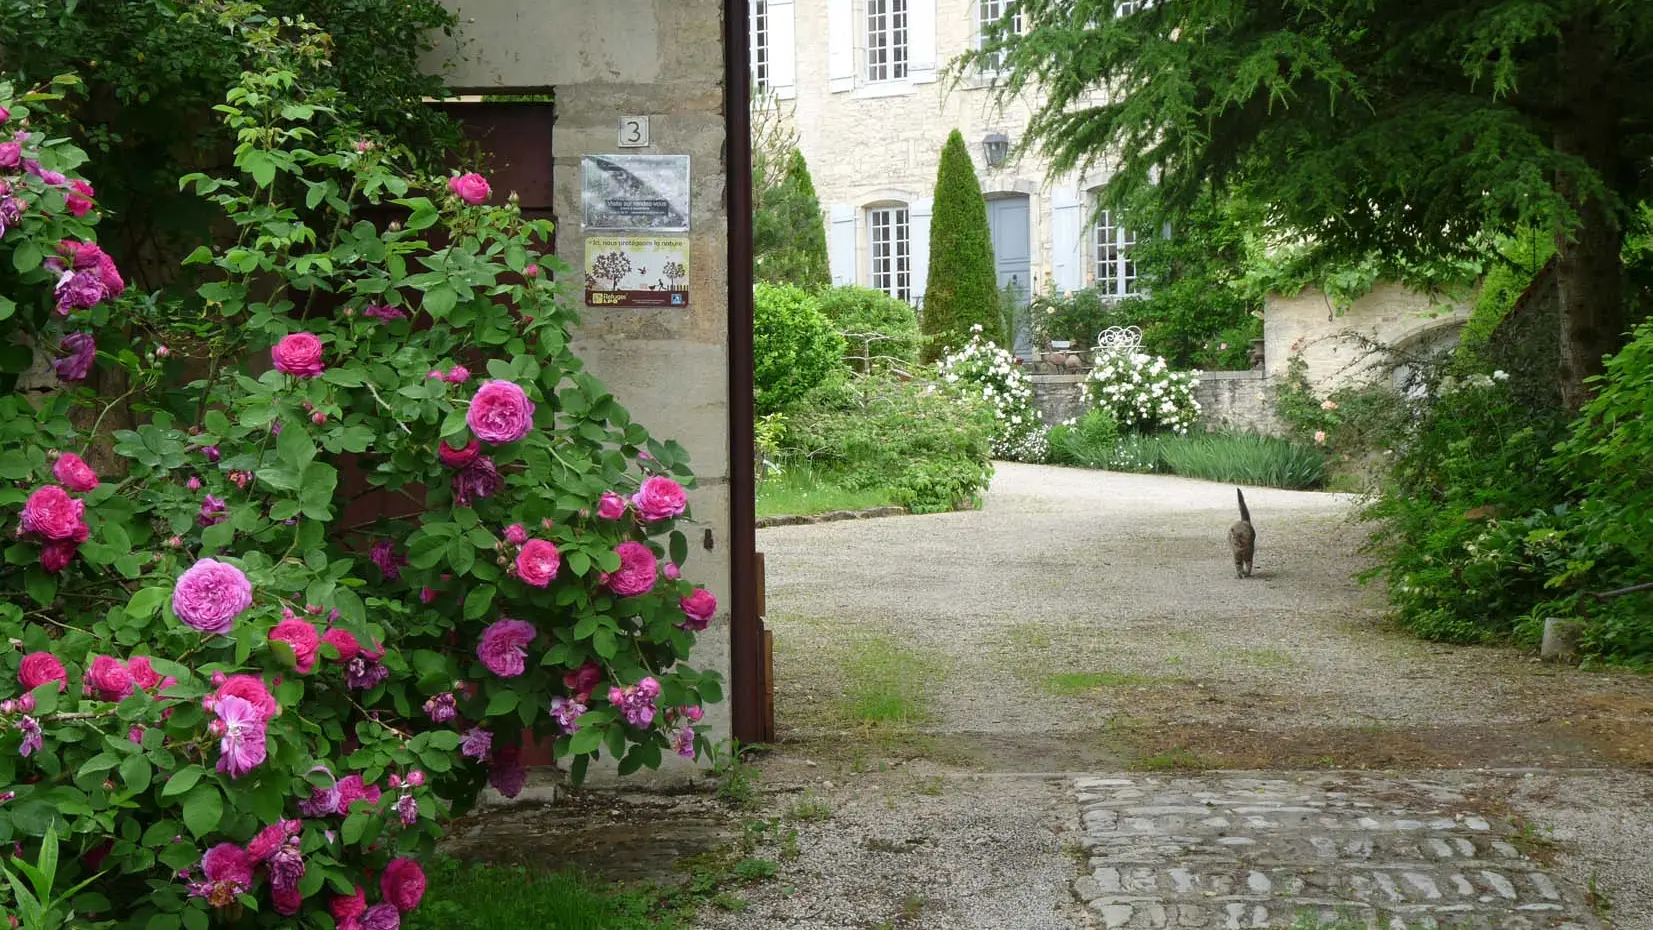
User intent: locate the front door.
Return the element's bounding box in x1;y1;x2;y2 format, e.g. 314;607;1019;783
987;194;1032;359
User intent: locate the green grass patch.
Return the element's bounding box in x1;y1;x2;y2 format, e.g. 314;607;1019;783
839;636;946;726
1057;429;1327;490
1042;671;1172;694
1131;746;1216;772
756;464;900;518
406;857;673;930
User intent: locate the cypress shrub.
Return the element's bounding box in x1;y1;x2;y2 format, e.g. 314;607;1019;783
920;129;1003;361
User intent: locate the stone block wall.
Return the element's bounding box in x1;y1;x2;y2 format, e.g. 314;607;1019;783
1030;371;1282;436
1195;371;1282;435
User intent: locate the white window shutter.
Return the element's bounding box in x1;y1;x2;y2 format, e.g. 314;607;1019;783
827;0;854;92
770;0;797;99
1050;186;1084;294
909;198;934;303
909;0;938;83
829;204;857;285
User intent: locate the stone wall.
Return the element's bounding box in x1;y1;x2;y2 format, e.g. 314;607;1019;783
1195;371;1281;435
1264;282;1472;393
425;0;733;777
1031;371;1282;436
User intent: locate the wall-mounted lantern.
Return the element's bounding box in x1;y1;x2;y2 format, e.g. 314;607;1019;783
983;132;1010;168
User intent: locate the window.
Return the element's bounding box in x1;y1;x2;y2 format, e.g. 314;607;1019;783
1092;209;1138;297
1116;0;1146;14
751;0;770;89
978;0;1021;73
867;0;909;83
868;206;911;301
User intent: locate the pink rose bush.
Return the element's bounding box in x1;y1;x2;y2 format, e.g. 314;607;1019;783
0;69;715;927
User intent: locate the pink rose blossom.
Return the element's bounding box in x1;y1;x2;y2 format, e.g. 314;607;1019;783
65;179;94;217
437;438;481;469
606;542;658;597
679;588;717;631
452;456;502;507
271;332;325;377
85;655;134;702
362;903;402;930
1314;430;1327;444
215;674;278;721
550;696;586;734
423;691;457;722
563;661;602;702
21;485;86;541
125;655;164;691
597;492;627;520
52;332;95;382
212;695;267;778
172;558;253;634
477;619;537;677
17;653;67;692
609;677;661;727
447;172;492;205
460;727;492;760
0;142;18;168
381;858;426;912
503;523;528;546
465;380;535;444
39;540;77;574
443;365;470;384
664;562;682;580
51;453;98;491
488;743;526;798
322;628;362;662
672;725;695;758
370;539;406;581
201;843;254;888
336;774;382;813
631;476;687;522
514;539;561;588
332;887;367;923
270;620;321;673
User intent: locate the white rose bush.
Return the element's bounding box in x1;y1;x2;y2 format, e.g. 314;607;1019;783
0;11;719;927
1080;350;1201;435
938;325;1048;462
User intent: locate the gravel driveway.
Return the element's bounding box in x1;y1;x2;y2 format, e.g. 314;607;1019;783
697;463;1653;929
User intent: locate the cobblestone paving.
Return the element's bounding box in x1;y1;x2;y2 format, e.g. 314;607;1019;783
1074;774;1601;930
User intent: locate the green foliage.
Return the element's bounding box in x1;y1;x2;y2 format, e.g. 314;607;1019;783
1360;374;1574;644
1116;188;1264;368
921;131;1001;362
1458;228;1555;362
0;15;719;925
0;0;460;294
1028;286;1132;349
406;858;665;930
814;286;921;372
1154;434;1326;491
754;464;900;519
752;283;844;415
754;150;829;288
971;0;1653;403
1045;409;1120;467
1544;317;1653;660
780;374;995;514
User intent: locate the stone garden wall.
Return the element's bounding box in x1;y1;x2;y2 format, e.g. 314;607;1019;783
1030;371;1282;435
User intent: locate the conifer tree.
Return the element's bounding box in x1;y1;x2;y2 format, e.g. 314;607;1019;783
920;130;1002;362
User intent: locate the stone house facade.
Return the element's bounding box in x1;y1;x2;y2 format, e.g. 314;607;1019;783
753;0;1138;332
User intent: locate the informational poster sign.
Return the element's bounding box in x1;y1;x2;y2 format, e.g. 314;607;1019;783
580;155;691;232
584;235;690;308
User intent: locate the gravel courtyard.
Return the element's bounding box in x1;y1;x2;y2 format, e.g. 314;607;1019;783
698;463;1653;930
